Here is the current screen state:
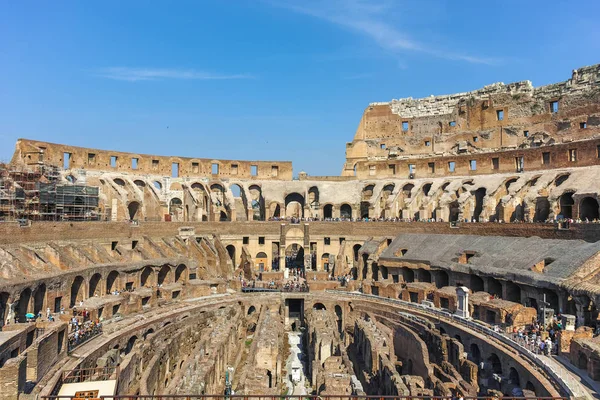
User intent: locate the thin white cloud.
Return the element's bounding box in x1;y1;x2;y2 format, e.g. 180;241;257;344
95;67;254;82
267;0;500;65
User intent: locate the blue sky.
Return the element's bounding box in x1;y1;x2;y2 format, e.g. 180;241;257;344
1;1;599;176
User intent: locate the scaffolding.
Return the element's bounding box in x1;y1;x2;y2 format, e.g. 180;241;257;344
0;164;101;222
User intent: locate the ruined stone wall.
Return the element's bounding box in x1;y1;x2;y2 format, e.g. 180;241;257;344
11;139;293;180
344;64;600;176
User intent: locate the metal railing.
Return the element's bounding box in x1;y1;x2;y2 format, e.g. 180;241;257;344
327;291;586;399
62;366;119;384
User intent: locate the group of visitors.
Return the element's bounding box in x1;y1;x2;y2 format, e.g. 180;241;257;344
68;319;102;351
511;317;564;356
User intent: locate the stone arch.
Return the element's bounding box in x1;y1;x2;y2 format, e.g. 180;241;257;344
525;381;536;392
323;204;333;219
285;193;305;218
226;245;236;266
469;343;481;364
436;270;449;288
504;177;518;192
422;183;432;196
125;335;138;355
127;201;140;220
340;204;352;219
308;186;319;207
578;352;588;369
248;185;265;221
473;187;486;221
488;277;502;298
269;202;281;219
353;244;362;262
449;201;460;222
402;267;414;283
158;265;171;285
487;353;502;374
175;264;188;283
470;275;484;292
133;179;145;188
559;192;575;219
247;306;256;316
505;281;521;303
285;244;304;270
362;184;375;200
509;367;520;386
419;269;431;283
106;270;120;293
321;253;330;272
169;198;183;221
33;283;46;315
534;197;550;221
141;266;154;287
0;292;9;327
153;181;162;190
402;183;414;198
454;334;462;344
313;302;326;310
113;178;126;187
555;173;570;187
89;273;102;297
143;328;154;340
70;276;85;307
18;288;32;321
580;197;599;220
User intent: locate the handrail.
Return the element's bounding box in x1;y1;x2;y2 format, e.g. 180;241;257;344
326;290;585;399
41;396;567;400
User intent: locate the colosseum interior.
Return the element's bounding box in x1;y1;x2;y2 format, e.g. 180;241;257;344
0;64;599;400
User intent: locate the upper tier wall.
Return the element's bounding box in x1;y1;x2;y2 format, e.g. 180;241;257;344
344;64;600;176
10;139;294;180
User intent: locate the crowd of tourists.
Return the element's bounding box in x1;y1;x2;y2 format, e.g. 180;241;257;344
68;319;103;351
509;315;567;356
266;215;600;224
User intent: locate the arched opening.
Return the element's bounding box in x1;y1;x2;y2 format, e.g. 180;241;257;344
175;264;188;283
128;201;140;220
454;334;462;344
469;343;481;364
18;288;32;321
470;275;484;292
578;352;588;369
143;328;154;340
158;265;171;285
402;267;414;283
525;381;536;393
106;271;119;294
555;174;570;187
33;284;46;315
308;186;319;209
153;181;162;190
226;245;236;266
323;204;333;219
360;201;370;219
219;211;228;221
488;277;502;298
249;185;265;221
70;277;84;308
113;178;125;187
271;203;281;219
266;370;272;388
580;197;599;220
247;306;256;316
449;201;460;222
141;266;154;287
419;269;431;283
488;353;502;374
505;281;521;303
285;244;304;271
559;192;575;219
89;273;102;297
313;302;326;311
353;244;361;262
169;198;183;221
133;179;145;188
436;271;449;288
125;336;138;355
256;252;268;272
285;193;305;219
340;204;352;219
422;183;432;197
473;188;486;221
534;197;550;222
504;177;518;192
402;183;414;198
0;292;9;327
509;367;520;386
321;253;330;272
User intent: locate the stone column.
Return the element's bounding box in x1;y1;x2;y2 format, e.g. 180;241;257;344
455;286;470;318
